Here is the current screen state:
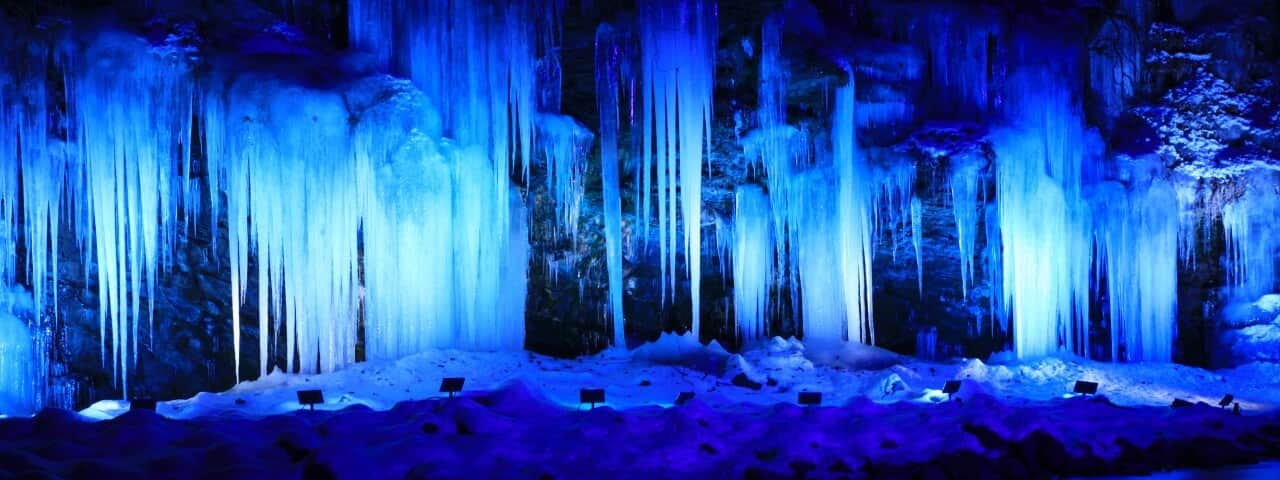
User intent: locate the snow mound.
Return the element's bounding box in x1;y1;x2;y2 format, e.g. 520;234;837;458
629;332;730;369
803;340;904;370
1221;322;1280;364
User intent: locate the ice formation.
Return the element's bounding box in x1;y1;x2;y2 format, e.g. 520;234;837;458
993;65;1095;359
731;186;773;340
949;155;983;298
64;32;197;396
910;196;924;297
1090;158;1179;362
638;0;716;338
596;22;629;346
3;0;1275;412
0;297;33;414
537;113;593;242
1222;172;1280;301
831;82;877;346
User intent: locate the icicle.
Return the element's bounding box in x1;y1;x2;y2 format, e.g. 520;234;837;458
597;23;627;347
0;52;40;414
732;186;773;340
910;196;924;297
833;80;876;345
882;3;996;117
1221;171;1280;300
753;14;805;324
64;31;194;396
638;0;716;338
1090;156;1178;362
208;72;361;376
1174;179;1199;269
537;114;593;242
994;65;1094;359
950;156;982;298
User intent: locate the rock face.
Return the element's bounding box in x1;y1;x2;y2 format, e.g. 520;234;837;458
1;0;1278;406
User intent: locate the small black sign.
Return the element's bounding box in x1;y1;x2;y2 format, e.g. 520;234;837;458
798;391;822;406
130;398;157;411
440;377;465;398
1072;381;1099;395
1219;394;1234;407
297;389;324;410
675;392;695;405
942;380;962;395
580;388;605;408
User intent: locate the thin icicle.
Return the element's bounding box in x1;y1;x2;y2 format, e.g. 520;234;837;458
910;196;924;297
597;23;628;347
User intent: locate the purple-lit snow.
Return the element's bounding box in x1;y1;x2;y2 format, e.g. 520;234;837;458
2;335;1275;478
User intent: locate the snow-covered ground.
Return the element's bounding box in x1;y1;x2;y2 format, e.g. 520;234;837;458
2;334;1279;478
83;333;1279;420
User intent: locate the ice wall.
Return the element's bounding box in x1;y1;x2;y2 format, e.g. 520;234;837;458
206;72;363;377
0;5;538;398
638;0;717;338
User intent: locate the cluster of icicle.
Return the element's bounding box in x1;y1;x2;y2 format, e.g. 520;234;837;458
0;0;570;403
719;4;1276;364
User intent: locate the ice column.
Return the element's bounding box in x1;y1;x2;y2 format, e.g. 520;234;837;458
910;196;924;297
732;186;773;339
1091;161;1178;362
833;81;876;345
638;0;716;337
597;23;628;346
994;68;1094;359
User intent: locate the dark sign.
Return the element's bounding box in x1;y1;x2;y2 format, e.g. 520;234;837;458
297;389;324;410
130;398;157;411
440;377;465;397
942;380;962;395
675;392;695;405
798;391;822;406
580;388;605;407
1072;381;1099;395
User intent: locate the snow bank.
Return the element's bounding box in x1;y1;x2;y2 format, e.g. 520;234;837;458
6;381;1280;479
